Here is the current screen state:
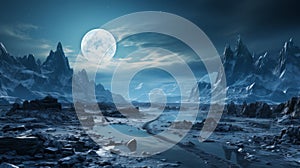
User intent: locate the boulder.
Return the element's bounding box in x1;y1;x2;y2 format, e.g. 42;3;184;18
241;102;272;118
126;139;137;152
242;103;257;117
283;97;300;118
22;96;62;111
279;126;300;144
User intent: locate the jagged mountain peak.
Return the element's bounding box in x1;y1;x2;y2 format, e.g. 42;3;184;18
235;36;252;59
236;35;243;47
17;54;40;72
223;45;234;62
57;42;63;51
55;42;65;58
221;36;254;80
274;38;300;76
46;42;65;60
42;42;72;76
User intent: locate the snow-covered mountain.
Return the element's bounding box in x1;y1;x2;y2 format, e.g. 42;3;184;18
0;42;122;103
191;37;300;104
2;37;300;104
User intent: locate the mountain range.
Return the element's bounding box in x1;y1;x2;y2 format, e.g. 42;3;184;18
190;37;300;104
0;42;124;103
1;37;300;104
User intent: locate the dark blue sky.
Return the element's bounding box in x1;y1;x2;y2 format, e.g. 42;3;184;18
1;0;300;59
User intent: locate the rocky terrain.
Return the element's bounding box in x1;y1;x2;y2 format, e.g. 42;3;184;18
1;37;300;167
0;96;178;168
0;96;300;167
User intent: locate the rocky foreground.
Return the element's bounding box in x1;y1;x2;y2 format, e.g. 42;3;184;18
1;96;300;167
0;96;173;168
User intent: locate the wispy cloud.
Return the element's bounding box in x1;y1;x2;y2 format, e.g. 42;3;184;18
0;23;38;40
64;45;75;55
0;23;76;60
38;43;52;49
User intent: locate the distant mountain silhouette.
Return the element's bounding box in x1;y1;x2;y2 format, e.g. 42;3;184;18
191;37;300;104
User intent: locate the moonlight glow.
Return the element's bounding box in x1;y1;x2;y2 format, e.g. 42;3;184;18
81;28;116;62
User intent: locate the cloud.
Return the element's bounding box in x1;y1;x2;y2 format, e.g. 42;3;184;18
38;43;51;49
0;23;38;40
0;22;77;62
64;45;75;55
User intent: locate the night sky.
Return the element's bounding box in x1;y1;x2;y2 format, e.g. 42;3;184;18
1;0;300;58
1;0;300;101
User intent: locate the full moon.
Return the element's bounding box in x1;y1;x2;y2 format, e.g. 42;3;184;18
81;29;117;62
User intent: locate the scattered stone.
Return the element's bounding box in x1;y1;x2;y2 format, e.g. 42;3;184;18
109;148;121;154
265;145;276;150
44;147;59;154
45;128;56;132
18;118;37;123
61;148;75;156
126;139;137;152
244;153;257;162
58;154;86;167
141;151;150;156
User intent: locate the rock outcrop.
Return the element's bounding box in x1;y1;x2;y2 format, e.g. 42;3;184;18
22;96;62;111
241;102;272;118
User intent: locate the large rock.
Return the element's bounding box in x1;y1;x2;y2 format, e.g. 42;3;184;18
22;96;62;111
282;97;300;118
126;139;137;152
241;102;272;118
272;97;300;119
279;126;300;144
